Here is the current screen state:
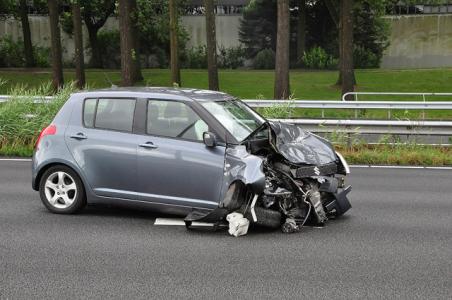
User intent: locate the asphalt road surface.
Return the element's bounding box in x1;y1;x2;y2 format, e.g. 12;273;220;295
1;160;451;299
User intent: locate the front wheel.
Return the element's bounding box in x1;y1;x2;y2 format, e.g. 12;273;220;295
39;165;86;214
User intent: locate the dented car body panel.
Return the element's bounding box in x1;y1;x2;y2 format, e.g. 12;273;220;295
269;122;338;166
222;146;266;196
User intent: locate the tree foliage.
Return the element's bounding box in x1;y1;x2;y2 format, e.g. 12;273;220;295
0;0;15;16
239;0;277;58
135;0;189;66
239;0;391;68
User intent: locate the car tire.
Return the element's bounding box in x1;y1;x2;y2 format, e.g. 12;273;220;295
39;165;86;214
243;206;282;229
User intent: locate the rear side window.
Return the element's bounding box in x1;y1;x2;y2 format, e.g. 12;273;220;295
83;99;97;127
83;98;136;132
147;100;208;141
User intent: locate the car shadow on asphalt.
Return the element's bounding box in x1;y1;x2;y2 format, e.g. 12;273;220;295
81;203;164;220
69;203;353;236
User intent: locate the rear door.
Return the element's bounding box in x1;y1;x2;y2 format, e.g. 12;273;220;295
136;99;225;210
65;97;138;200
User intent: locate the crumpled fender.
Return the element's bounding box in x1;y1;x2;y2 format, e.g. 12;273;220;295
218;145;266;208
269;121;338;165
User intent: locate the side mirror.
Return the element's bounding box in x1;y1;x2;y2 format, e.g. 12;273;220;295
203;131;217;147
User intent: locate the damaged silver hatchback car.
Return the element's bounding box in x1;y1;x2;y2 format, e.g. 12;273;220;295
32;88;351;233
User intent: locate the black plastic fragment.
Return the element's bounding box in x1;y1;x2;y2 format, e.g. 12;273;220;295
184;208;229;223
325;185;352;216
319;177;339;193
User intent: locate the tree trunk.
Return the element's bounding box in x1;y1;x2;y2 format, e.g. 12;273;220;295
130;0;143;82
86;26;102;68
336;19;342;85
119;0;135;86
274;0;290;99
72;0;85;89
169;0;181;86
204;0;219;91
339;0;355;99
19;0;35;67
83;1;116;68
296;0;306;61
47;0;64;90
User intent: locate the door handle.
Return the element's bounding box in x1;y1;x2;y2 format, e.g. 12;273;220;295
70;133;88;140
139;142;158;149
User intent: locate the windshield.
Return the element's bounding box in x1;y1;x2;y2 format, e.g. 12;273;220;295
201;100;266;142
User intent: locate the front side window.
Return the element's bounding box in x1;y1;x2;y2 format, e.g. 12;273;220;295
83;98;136;132
147;100;208;141
200;100;265;142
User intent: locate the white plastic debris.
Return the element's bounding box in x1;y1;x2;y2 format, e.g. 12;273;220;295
226;212;250;237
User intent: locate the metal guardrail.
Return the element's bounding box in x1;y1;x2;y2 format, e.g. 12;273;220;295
0;95;54;103
244;98;452;119
270;119;452;136
2;95;452;110
341;92;452;102
1;95;451;141
244;99;452;109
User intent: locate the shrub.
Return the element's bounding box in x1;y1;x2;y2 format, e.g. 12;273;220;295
95;30;121;69
261;98;296;118
301;47;338;70
253;48;275;69
182;46;207;69
0;36;25;67
34;46;51;68
218;46;246;69
0;35;51;68
354;45;379;69
0;83;76;156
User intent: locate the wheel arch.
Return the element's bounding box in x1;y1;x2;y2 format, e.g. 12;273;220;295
34;161;87;195
221;180;252;210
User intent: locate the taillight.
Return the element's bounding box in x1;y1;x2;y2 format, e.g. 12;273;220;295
35;125;57;149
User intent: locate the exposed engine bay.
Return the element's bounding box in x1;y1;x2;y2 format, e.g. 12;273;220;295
185;121;352;236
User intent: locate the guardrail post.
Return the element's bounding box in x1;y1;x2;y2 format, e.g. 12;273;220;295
422;94;426;120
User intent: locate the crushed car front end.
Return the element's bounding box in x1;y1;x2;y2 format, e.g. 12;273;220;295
186;98;352;235
221;121;351;233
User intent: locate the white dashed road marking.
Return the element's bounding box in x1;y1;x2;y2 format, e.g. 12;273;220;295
0;158;32;162
154;218;214;227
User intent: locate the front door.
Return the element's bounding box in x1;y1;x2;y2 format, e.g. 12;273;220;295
137;99;225;210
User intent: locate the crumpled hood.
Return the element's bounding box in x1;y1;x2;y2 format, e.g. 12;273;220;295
269;121;338;165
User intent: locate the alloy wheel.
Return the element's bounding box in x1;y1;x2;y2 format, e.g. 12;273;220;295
44;171;78;209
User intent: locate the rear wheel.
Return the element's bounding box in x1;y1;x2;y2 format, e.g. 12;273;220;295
39;165;86;214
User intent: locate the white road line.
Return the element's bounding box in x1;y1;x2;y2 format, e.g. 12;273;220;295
351;165;452;170
0;158;32;162
154;218;214;227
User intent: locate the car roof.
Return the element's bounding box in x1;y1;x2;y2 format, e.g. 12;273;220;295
72;87;236;102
